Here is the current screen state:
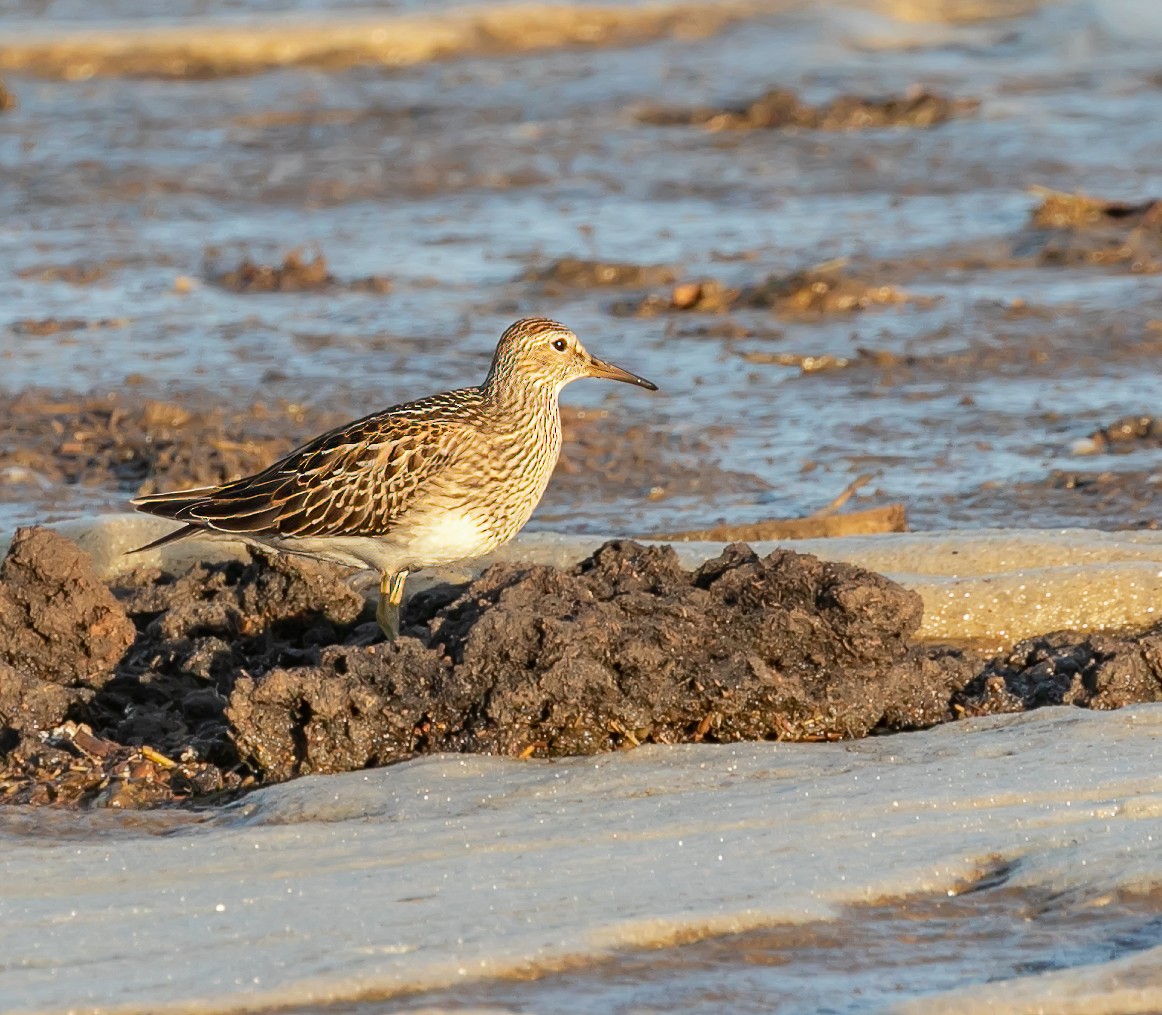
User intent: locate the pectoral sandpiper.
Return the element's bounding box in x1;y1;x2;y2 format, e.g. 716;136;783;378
131;318;657;639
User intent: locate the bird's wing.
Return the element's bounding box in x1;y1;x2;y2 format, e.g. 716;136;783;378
133;402;476;539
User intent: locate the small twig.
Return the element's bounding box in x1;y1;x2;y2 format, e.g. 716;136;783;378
140;745;178;769
809;473;873;519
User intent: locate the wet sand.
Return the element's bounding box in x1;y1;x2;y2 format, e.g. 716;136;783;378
7;706;1162;1014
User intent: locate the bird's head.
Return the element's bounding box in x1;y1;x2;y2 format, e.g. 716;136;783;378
485;317;657;397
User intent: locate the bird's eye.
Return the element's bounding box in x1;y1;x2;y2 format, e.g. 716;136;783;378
551;337;568;352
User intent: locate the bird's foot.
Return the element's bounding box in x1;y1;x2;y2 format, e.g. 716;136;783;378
376;571;410;642
376;597;400;642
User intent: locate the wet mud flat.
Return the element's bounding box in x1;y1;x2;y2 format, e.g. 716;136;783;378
3;525;1162;808
4;3;1162;537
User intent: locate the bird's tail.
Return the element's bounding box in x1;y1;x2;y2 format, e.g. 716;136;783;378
127;523;203;555
128;485;220;554
131;485;219;516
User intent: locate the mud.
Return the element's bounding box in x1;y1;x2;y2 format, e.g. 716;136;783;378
1016;189;1162;270
961;469;1161;532
4;529;1162;807
0;528;134;722
1072;416;1162;455
639;88;979;132
524;257;677;295
0;76;13;112
206;248;391;294
11;317;125;338
611;264;913;318
0;392;348;501
955;631;1162;714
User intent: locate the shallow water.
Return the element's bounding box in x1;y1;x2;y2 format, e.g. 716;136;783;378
1;0;1161;535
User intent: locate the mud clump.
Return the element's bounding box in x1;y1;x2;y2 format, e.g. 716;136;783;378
227;641;456;782
1017;189;1162;270
227;542;962;778
1071;415;1162;455
207;248;391;294
524;257;676;294
0;77;13;113
955;631;1162;714
0;532;368;806
427;542;936;750
0;527;191;808
0;528;134;709
640;88;978;132
100;553;367;755
612;265;912;318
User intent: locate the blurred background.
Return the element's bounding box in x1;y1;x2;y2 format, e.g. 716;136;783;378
0;0;1159;538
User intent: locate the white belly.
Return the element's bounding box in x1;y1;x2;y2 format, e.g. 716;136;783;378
261;509;496;574
398;508;496;568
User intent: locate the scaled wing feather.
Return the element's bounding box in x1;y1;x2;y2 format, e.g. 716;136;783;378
137;410;468;539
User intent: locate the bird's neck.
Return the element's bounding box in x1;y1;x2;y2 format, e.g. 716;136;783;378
481;372;561;422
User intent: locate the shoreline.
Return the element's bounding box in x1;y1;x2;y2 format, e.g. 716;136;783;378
22;512;1162;646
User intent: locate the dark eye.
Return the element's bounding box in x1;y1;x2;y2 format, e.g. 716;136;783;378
551;337;568;352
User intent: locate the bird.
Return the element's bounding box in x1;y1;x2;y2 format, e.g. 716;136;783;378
131;317;657;639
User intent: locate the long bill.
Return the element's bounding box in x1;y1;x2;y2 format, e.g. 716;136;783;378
586;356;658;391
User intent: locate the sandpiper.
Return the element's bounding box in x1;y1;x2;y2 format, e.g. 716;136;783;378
132;317;657;639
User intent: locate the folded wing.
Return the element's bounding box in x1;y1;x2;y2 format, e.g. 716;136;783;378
133;408;468;540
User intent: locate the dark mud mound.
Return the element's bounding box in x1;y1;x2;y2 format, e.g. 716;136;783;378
1017;189;1162;270
227;541;973;779
0;77;13;113
6;530;1162;807
640;88;978;131
0;527;168;808
227;641;456;782
0;536;368;806
432;542;930;746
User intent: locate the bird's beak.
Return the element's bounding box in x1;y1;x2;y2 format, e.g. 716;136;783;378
586;356;658;391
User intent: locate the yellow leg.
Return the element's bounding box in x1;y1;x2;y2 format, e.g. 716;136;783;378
375;571;409;641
